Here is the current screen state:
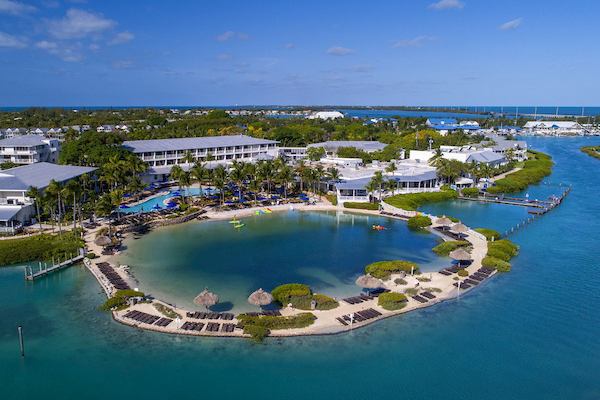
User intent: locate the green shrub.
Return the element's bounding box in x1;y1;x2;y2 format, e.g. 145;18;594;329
87;253;96;259
343;202;379;210
237;312;316;341
98;290;145;311
0;233;83;266
462;188;480;197
394;278;407;285
581;146;600;160
438;215;460;223
457;269;468;277
416;277;431;282
474;228;502;241
378;292;408;310
385;190;458;211
271;283;310;304
243;325;269;342
271;284;338;310
153;303;181;319
407;216;432;229
482;256;511;272
487;239;519;263
486;248;511;262
365;260;419;280
425;287;442;293
325;194;338;206
487;151;553;194
405;288;418;296
432;240;470;256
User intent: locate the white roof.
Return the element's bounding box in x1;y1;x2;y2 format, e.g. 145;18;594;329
122;135;278;153
0;162;97;190
524;121;582;129
0;135;48;147
307;141;387;152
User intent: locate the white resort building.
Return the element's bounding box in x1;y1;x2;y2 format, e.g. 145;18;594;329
523;121;585;135
0;163;97;232
0;135;61;166
122;135;279;183
307;110;345;120
409;146;508;168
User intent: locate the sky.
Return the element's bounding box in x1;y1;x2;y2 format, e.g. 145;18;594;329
0;0;599;107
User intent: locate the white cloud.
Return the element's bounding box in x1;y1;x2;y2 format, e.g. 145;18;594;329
215;30;234;42
0;0;38;15
500;18;522;31
0;31;27;48
284;43;294;49
344;64;374;72
35;40;57;49
237;32;250;40
428;0;465;10
107;30;134;45
393;36;435;48
214;54;234;61
326;46;355;56
49;8;117;39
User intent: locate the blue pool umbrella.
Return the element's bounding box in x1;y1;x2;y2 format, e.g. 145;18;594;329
119;205;130;209
271;195;280;199
123;194;132;198
238;199;247;202
151;204;162;210
258;197;266;201
225;201;235;204
166;202;178;208
246;191;254;195
209;195;219;199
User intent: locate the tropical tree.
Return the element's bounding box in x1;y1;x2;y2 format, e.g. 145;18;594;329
314;165;326;199
372;171;385;201
102;154;127;190
178;172;192;205
190;161;206;207
205;152;215;169
365;180;379;204
248;178;261;204
229;160;247;199
437;159;467;184
386;178;399;196
295;160;307;193
328;167;341;184
213;165;228;208
25;186;43;233
46;179;65;239
65;178;83;238
385;162;397;176
96;194;115;237
126;154;147;180
278;164;296;202
428;149;444;168
181;150;196;165
127;175;148;213
170;164;185;193
258;160;275;195
109;189;124;221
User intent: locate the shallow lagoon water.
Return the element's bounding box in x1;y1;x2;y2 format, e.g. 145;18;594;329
1;137;600;399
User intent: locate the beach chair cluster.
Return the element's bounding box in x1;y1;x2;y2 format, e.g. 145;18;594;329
260;310;282;316
336;308;383;326
180;321;237;333
380;211;409;220
123;310;172;327
439;262;472;276
412;291;437;303
342;288;390;305
185;311;235;320
433;226;473;243
453;266;494;289
96;262;130;290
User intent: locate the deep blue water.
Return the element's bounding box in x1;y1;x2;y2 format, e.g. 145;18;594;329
1;137;600;399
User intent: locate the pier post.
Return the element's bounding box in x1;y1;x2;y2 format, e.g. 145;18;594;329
505;230;508;238
18;326;24;357
24;266;28;281
511;227;514;234
52;256;55;267
58;257;61;270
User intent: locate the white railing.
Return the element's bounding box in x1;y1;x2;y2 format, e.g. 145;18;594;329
467;229;487;241
338;195;369;203
380;200;418;217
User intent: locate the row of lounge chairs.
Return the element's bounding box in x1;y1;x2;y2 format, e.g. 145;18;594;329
186;311;235;320
123;310;170;326
432;226;472;243
380;211;410;220
180;321;237;333
439;262;473;275
342;288;390;305
96;262;130;290
237;310;282;317
412;291;437;303
336;308;383;326
453;266;495;290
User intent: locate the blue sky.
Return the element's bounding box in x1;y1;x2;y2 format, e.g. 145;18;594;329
0;0;598;107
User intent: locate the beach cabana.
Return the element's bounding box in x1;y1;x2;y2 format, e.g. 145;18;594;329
355;273;382;295
193;288;219;311
451;222;468;238
436;216;452;230
94;235;112;248
248;288;273;312
449;248;472;268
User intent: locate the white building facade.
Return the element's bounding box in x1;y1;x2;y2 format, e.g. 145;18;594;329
0;135;60;166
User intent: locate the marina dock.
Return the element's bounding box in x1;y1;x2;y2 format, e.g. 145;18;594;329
24;249;85;281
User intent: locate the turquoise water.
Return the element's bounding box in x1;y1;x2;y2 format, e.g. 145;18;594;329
121;187;207;213
1;137;600;399
114;211;446;312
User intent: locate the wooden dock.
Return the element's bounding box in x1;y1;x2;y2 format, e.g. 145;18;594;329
24;251;85;281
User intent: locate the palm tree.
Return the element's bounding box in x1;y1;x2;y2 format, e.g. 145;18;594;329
126;154;147;180
170;164;185;193
258;160;275;195
102;154;127;189
248;178;261;204
178;172;192;205
277;164;295;202
385;163;397;176
314;165;326;199
386;178;399;196
372;171;385;202
295;160;307;193
96;194;115;237
181;150;196;166
25;186;43;233
365;180;379;204
213;165;228;208
428;149;444;168
65;178;83;238
190;161;206;207
47;179;64;239
127;175;148;213
205;152;215;169
328;167;341;185
110;189;124;221
230;160;247;199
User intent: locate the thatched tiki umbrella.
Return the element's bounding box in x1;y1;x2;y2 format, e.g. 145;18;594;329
248;288;273;312
451;222;469;239
436;216;452;230
193;287;219;310
355;273;383;295
94;235;112;248
449;248;472;269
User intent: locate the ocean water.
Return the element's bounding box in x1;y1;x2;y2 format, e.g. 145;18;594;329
1;137;599;399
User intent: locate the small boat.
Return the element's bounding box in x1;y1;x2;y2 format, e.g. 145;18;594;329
234;223;244;228
265;209;272;213
229;220;240;223
372;225;387;230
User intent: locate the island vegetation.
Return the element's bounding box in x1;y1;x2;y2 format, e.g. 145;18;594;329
385;189;458;211
432;240;470;256
580;146;600;160
271;283;339;310
483;239;519;272
378;292;408;310
0;232;83;266
487;151;553;194
237;312;316;341
99;289;145;311
365;260;419;280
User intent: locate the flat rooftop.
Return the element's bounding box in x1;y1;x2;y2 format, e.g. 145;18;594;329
122;135;279;153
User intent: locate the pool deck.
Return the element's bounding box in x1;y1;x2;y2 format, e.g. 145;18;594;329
82;200;493;339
